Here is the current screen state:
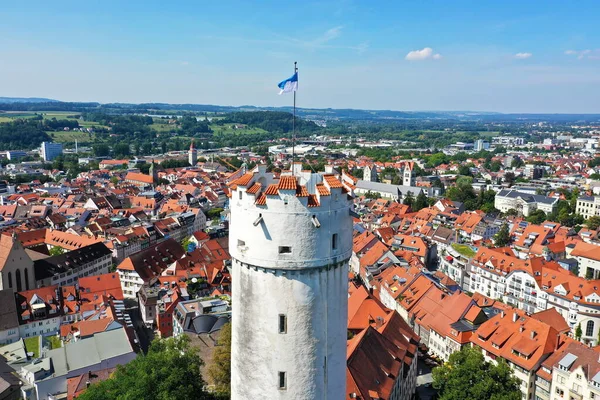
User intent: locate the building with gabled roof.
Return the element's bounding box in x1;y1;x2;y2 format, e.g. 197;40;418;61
346;285;420;400
471;308;570;400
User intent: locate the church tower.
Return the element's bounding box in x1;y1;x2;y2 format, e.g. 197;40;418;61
403;161;415;187
228;165;353;399
188;140;197;166
149;160;158;186
363;164;378;182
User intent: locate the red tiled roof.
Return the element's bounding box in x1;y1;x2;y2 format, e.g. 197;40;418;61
246;182;261;194
278;175;297;191
255;193;267;206
324;175;343;189
265;184;279;195
316;183;330;196
307;194;320;207
296;185;309;197
232;173;253;187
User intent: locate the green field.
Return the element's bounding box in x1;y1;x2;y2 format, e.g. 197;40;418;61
452;243;477;258
210;124;267;135
43;335;62;350
46;130;94;143
24;336;40;358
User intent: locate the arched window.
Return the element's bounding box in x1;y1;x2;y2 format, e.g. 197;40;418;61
15;269;22;292
586;320;595;337
7;272;12;289
24;268;29;291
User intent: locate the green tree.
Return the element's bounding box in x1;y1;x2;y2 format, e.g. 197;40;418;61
494;223;511;247
49;246;65;256
78;335;213;400
526;209;546;225
412;191;428;212
586;216;600;230
92;143;110;157
432;346;521;400
208;323;231;396
576;323;583;341
403;191;414;207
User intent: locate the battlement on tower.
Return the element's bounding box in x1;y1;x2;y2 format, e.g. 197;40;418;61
228;164;355;271
228;164;354;211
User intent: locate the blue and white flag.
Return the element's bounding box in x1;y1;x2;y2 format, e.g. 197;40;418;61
277;72;298;94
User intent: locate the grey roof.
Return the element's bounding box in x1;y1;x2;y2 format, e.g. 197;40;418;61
496;189;557;205
0;289;18;331
356;180;423;196
188;315;230;335
0;340;27;363
42;327;134;380
593;371;600;385
558;353;577;370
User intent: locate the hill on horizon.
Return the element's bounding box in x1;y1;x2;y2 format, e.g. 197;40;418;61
0;97;60;103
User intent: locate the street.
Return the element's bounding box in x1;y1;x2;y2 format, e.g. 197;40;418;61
416;358;437;400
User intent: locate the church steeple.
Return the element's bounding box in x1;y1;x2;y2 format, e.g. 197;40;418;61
189;140;198;166
149;159;158;185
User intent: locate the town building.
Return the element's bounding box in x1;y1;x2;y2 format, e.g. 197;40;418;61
40;142;63;162
33;242;112;287
228;165;353;399
0;233;36;292
20;328;136;400
472;309;568;400
116;238;185;298
495;189;558;216
537;341;600;400
576;195;600;219
0;289;19;345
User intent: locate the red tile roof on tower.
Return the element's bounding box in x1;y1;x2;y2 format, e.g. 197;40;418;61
246;182;261;194
232;173;254;187
278;175;297;191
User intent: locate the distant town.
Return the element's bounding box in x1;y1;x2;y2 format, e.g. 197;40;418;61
0;99;600;400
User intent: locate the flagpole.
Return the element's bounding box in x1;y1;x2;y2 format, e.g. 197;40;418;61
292;61;297;175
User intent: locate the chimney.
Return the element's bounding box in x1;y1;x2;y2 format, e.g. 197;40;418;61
86;380;90;388
88;370;92;379
519;325;525;333
500;310;505;318
512;312;518;322
376;316;385;329
530;330;536;339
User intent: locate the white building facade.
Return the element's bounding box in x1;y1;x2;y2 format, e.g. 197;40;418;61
229;165;353;399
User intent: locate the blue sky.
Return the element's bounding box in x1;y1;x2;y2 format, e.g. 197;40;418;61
1;0;599;112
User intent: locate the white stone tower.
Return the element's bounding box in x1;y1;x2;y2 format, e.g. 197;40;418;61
228;164;353;399
403;161;415;187
188;140;197;166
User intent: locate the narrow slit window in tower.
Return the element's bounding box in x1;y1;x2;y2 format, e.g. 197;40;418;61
278;314;287;334
278;372;287;390
332;233;338;250
278;246;292;254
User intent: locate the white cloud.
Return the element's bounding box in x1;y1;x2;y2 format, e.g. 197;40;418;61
514;52;532;59
405;47;442;61
565;49;599;60
180;61;190;66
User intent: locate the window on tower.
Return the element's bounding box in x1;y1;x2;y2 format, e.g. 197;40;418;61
278;372;287;390
332;233;338;250
278;314;287;334
278;246;292;254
